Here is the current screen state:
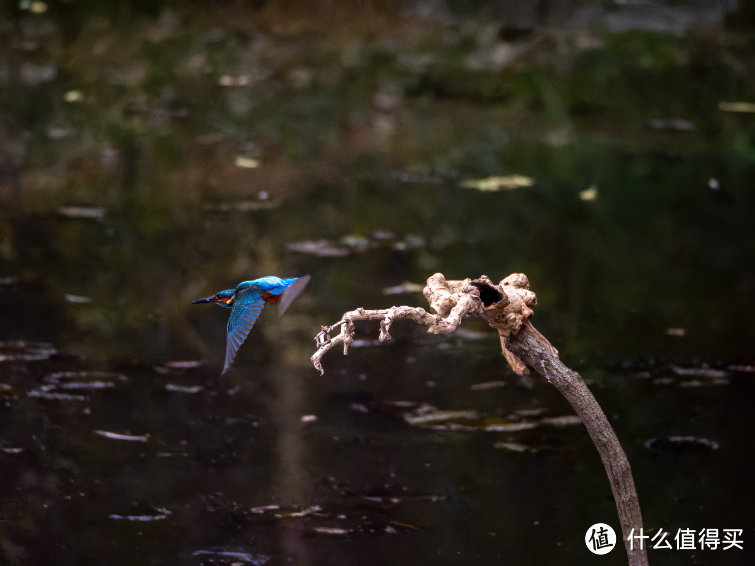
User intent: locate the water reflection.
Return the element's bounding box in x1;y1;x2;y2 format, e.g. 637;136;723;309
1;2;755;565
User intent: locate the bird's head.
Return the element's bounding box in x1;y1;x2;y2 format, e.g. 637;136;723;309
190;288;235;308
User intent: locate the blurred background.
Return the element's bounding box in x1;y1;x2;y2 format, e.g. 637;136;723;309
1;1;754;564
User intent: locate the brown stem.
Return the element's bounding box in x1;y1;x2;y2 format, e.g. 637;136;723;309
507;321;648;566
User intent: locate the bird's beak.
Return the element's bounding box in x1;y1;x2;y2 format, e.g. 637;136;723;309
191;295;218;304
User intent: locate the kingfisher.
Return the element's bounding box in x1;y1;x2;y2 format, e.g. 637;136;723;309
191;275;310;375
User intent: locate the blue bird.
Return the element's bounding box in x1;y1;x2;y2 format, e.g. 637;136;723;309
191;275;310;375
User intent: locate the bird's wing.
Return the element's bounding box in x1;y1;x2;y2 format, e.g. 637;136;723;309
277;274;311;318
223;294;266;375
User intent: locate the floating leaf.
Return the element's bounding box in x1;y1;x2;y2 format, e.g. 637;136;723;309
234;156;260;168
579;185;598;201
57;206;106;219
93;430;150;442
718;101;755;113
165;384;204;393
460;175;533;191
382;282;425;295
0;341;57;362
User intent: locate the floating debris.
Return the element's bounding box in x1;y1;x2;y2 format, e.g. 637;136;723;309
44;371;127;384
718;101;755;113
0;276;19;285
110;507;172;521
165;360;202;369
493;441;530;452
93;431;150;442
29;390;87;401
65;294;92;304
668;364;727;379
665;328;686;337
645;436;719;451
728;364;755;373
300;414;317;423
249;505;280;514
64;90;84;103
460;175;533;191
286;239;350;257
648;118;696;131
234;156;260;169
391;234;425;251
0;341;57;362
382;282;425;295
37;381;114;391
165;384;204;394
539;415;582;427
217;74;251;87
404;409;479;426
708;178;720;190
192;549;270;565
679;379;729;387
307;526;350;536
57;206;106;220
0;446;25;454
470;381;507;391
483;421;539;432
579;185;598;201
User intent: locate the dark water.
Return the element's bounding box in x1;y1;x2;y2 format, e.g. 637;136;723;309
1;2;755;565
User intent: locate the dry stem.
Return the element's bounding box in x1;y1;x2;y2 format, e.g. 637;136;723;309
311;272;648;566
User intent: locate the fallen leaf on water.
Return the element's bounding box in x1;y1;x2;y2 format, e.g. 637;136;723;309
644;436;719;451
718;101;755;113
65;294;92;303
579;185;598;201
404;409;479;426
539;415;582;427
93;430;150;442
0;446;25;454
493;441;530;452
286;239;351;257
110;507;172;521
64;90;84;102
382;281;425;295
728;364;755;373
668;364;728;379
29;390;87;401
165;384;204;393
57;206;106;219
0;341;57;362
460;175;534;191
483;421;539;432
235;156;260;168
165;360;202;369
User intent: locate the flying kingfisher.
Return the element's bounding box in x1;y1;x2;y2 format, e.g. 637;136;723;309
191;275;310;375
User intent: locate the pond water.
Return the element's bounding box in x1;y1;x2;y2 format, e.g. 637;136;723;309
1;2;754;565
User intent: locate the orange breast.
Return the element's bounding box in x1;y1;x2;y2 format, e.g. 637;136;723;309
262;292;281;303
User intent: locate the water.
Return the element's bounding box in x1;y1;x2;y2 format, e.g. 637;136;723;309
1;2;754;565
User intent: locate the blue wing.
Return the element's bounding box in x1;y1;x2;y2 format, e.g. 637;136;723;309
276;274;310;317
223;291;265;375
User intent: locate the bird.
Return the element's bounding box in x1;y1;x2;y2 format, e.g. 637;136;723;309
191;275;310;375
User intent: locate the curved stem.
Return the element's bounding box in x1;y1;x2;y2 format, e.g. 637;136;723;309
507;321;648;566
